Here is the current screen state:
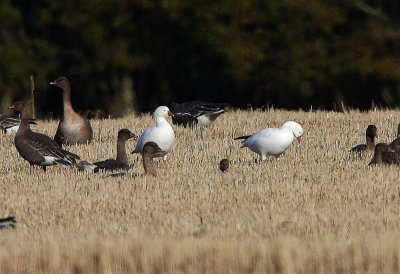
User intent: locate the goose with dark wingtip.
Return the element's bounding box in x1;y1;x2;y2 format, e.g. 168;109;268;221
10;101;80;171
0;216;16;229
170;101;228;138
368;143;400;166
50;76;93;146
350;124;377;153
1;103;36;134
78;129;135;172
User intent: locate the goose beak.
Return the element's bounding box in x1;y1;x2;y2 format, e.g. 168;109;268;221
8;105;14;109
50;81;56;85
168;111;174;117
388;147;395;153
297;137;301;144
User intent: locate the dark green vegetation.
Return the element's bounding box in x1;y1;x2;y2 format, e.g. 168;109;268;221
1;0;400;116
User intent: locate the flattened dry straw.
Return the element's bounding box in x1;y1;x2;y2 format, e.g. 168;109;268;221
1;109;400;273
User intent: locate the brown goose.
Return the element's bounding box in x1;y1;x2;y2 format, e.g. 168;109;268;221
10;101;80;171
368;143;400;166
0;216;16;229
389;123;400;151
78;129;135;173
219;159;229;172
50;76;93;146
141;141;166;177
350;124;377;153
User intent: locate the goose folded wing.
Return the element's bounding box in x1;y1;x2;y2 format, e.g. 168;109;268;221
25;133;80;162
184;101;227;117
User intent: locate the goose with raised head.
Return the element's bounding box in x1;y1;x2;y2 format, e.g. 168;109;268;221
78;129;135;172
131;106;175;159
50;76;93;146
350;124;377;153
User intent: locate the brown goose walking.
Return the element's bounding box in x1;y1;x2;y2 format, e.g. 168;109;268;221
350;125;377;153
10;101;80;171
368;143;400;166
50;76;93;146
78;129;135;173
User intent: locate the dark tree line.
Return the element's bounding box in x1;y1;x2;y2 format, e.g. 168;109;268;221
1;0;400;116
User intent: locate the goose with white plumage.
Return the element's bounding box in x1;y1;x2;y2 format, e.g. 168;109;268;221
234;121;304;160
131;106;175;159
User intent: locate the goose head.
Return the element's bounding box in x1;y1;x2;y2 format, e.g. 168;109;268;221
153;106;173;120
9;101;26;113
282;121;303;143
366;124;377;139
142;141;166;158
50;76;71;91
118;128;136;142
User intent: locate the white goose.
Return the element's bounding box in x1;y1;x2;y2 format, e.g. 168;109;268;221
131;106;175;159
235;121;303;160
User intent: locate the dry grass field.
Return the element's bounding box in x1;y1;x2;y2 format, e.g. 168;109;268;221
1;108;400;273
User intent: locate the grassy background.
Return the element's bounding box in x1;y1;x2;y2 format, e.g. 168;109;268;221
1;109;400;273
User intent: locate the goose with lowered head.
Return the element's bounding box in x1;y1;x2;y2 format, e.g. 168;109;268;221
235;121;304;160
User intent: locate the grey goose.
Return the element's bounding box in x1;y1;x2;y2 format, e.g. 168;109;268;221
10;101;80;171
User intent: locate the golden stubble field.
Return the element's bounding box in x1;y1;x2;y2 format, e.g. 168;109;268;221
1;108;400;273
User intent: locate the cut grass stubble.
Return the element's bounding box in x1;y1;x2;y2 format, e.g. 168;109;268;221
1;109;400;273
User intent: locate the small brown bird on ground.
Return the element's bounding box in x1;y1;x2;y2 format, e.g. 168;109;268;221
219;159;229;172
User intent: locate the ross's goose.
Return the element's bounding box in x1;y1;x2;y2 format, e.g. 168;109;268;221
235;121;303;160
78;129;135;172
170;101;228;138
368;143;400;166
50;76;93;146
10;101;80;171
131;106;175;159
350;124;377;153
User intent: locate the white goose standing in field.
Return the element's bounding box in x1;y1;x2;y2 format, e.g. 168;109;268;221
131;106;175;159
234;121;303;160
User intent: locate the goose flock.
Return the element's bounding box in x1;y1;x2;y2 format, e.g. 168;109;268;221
4;75;400;180
4;76;400;229
349;124;400;165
